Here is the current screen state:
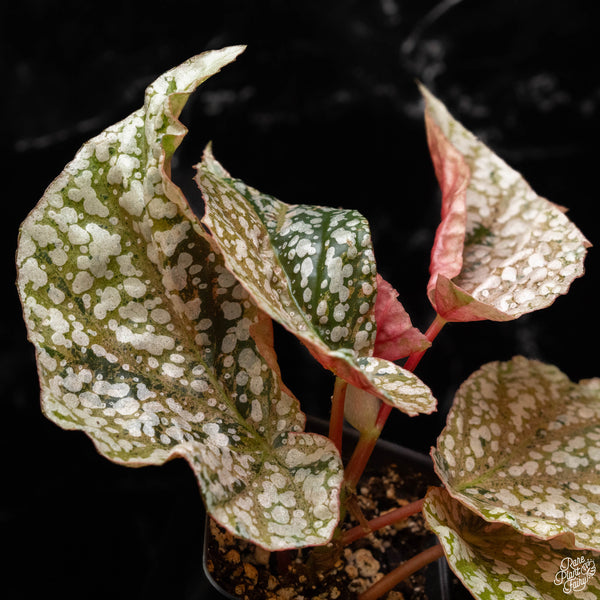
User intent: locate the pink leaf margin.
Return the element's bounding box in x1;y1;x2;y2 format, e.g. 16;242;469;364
421;84;589;322
373;274;430;361
423;97;501;322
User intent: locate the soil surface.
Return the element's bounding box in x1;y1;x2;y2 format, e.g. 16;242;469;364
205;462;440;600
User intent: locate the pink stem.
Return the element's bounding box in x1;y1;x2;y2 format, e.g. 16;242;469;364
329;378;347;454
403;313;447;372
341;498;425;546
358;544;445;600
344;430;379;491
344;315;447;489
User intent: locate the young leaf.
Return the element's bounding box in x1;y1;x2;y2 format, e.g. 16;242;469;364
373;274;430;361
196;147;436;417
433;356;600;551
421;84;590;322
424;487;600;600
343;385;382;434
16;47;344;551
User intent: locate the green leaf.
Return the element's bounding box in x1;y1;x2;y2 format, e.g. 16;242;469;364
16;47;344;551
421;85;590;322
196;146;436;417
433;356;600;551
424;487;600;600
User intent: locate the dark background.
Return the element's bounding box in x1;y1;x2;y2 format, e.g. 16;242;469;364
4;1;600;598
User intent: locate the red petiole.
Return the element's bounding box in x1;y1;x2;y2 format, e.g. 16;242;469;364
341;498;425;546
358;544;445;600
343;314;447;491
328;378;347;454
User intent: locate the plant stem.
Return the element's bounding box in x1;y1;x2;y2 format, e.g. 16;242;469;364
345;494;371;532
275;549;293;576
403;313;447;372
344;314;447;490
343;427;381;491
341;498;424;546
357;543;445;600
329;377;347;454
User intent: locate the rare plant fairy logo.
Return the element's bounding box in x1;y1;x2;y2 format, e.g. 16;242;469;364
554;556;596;594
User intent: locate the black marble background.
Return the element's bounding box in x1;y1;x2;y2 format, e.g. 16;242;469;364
4;1;600;598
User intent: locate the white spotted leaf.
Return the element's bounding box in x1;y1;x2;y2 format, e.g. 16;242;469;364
195;146;436;417
433;356;600;551
424;487;600;600
421;85;590;322
16;47;345;551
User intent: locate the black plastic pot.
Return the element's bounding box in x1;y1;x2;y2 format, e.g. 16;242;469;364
202;416;471;599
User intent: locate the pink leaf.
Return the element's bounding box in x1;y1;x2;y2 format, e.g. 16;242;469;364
428;274;511;323
424;109;470;293
421;84;589;322
373;275;430;361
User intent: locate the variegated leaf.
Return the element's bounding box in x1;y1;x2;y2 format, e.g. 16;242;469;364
16;47;344;551
424;487;600;600
421;84;590;322
196;146;436;417
433;356;600;551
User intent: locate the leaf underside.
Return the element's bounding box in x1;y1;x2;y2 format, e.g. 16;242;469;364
424;487;600;600
422;85;590;322
373;274;430;361
196;146;436;417
433;356;600;551
16;47;344;551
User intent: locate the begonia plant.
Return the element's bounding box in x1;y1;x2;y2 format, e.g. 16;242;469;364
17;46;600;599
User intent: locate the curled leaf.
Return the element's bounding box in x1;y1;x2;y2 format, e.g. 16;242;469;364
424;487;600;600
343;384;382;434
373;274;430;361
16;48;344;551
433;356;600;551
421;84;590;322
196;147;436;417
